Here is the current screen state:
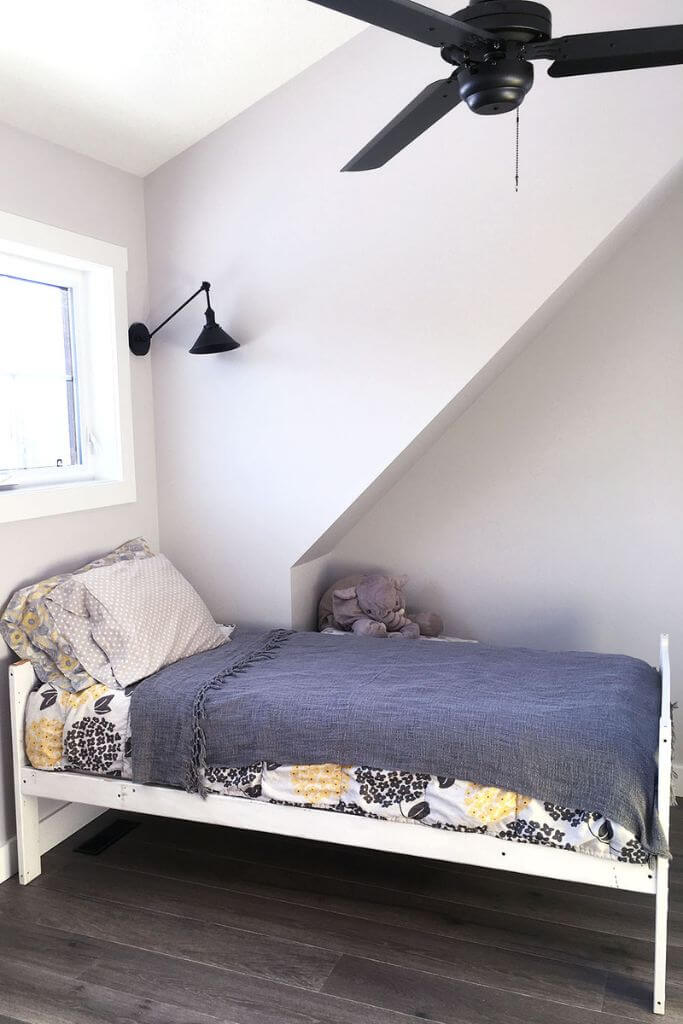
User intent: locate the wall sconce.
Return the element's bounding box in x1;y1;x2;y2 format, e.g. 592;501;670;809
128;281;239;356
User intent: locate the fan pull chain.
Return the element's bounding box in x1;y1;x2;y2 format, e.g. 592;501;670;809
515;107;520;192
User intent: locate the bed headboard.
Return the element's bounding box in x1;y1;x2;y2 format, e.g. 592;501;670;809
9;659;38;771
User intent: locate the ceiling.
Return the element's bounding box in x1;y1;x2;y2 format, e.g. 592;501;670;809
0;0;362;176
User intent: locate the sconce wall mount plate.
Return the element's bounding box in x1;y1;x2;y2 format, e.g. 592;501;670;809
129;322;152;356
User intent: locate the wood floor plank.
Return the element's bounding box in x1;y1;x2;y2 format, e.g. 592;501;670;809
0;918;429;1024
74;942;463;1024
0;958;230;1024
323;955;635;1024
0;916;101;979
124;826;677;944
602;973;683;1021
35;857;609;1009
93;835;679;983
0;881;339;991
0;917;167;977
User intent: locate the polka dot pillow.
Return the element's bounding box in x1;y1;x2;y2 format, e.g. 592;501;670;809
47;553;226;687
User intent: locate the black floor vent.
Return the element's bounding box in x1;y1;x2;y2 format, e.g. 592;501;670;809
74;817;140;855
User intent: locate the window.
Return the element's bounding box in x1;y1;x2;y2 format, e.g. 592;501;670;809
0;210;135;523
1;262;83;484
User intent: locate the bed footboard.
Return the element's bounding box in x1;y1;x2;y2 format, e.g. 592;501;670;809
654;633;671;1014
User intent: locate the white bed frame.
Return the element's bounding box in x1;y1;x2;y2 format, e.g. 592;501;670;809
9;634;672;1014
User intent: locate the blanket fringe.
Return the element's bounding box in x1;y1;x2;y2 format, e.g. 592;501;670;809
185;629;293;797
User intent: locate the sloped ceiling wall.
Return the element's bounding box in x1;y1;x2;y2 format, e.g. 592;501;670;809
144;0;683;627
323;169;683;695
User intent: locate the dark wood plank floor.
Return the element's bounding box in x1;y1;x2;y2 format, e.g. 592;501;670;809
0;806;681;1023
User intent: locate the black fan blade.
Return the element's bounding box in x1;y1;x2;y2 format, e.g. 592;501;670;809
526;24;683;77
307;0;496;53
342;76;461;171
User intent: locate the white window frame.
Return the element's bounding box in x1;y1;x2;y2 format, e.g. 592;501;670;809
0;210;136;523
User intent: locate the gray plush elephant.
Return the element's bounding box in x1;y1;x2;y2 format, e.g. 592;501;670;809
318;573;443;639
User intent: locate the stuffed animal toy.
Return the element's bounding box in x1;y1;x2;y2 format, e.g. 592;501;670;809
318;573;443;639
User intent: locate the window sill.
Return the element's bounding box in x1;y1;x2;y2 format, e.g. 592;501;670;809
0;467;96;490
0;475;137;525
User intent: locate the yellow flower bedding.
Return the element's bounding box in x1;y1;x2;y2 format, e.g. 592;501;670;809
25;677;648;864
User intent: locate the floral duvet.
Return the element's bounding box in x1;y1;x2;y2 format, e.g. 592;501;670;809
25;678;648;865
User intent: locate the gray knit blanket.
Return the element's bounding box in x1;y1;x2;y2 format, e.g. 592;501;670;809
130;628;667;856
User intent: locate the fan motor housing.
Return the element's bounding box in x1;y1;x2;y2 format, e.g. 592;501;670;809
457;58;534;114
445;1;548;114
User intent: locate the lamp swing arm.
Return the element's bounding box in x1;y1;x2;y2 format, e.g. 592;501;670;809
148;282;212;339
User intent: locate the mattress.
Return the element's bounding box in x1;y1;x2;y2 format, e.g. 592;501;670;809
25;678;649;865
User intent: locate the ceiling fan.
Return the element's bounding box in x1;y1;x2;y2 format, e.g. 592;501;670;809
307;0;683;170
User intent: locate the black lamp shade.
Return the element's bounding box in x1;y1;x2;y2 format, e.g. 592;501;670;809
189;310;240;355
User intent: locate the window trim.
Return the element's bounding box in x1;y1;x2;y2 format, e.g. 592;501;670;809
0;210;136;523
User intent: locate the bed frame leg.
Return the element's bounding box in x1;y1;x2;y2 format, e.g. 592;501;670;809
654;857;669;1014
653;856;669;1014
14;791;41;885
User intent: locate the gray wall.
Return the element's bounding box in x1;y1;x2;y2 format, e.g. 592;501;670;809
328;173;683;714
144;2;683;630
0;123;158;847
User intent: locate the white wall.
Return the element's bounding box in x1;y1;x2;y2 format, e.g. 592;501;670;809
327;172;683;711
145;1;683;631
0;123;158;847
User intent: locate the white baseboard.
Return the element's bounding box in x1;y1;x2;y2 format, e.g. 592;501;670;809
0;802;104;884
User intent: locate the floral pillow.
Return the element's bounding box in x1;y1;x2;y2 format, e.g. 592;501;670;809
0;538;152;691
43;577;117;688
